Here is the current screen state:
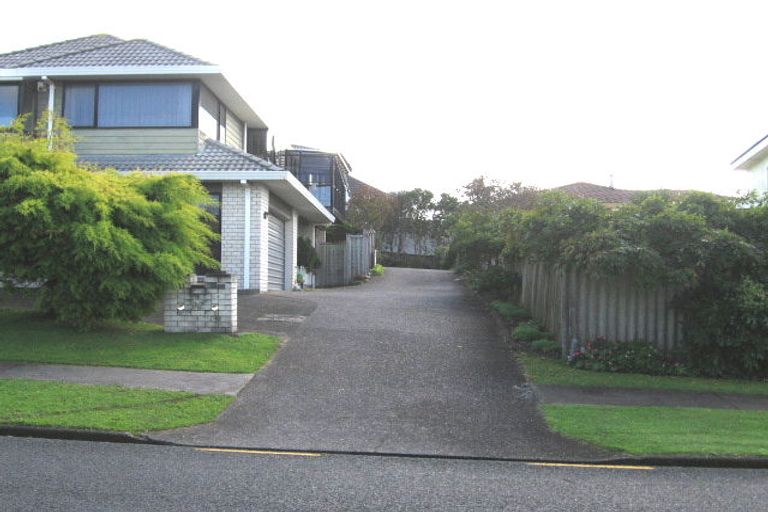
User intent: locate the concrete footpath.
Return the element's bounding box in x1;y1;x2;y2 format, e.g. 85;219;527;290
0;363;252;396
535;384;768;411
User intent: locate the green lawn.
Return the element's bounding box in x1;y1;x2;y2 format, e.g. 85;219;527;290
0;379;234;434
543;404;768;456
0;309;280;373
519;353;768;396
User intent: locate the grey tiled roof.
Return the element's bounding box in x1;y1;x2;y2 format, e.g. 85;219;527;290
81;138;283;174
0;35;211;68
554;182;637;204
0;35;122;68
348;176;388;198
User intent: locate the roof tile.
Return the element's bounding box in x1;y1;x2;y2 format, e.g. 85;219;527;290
0;35;211;69
81;139;283;174
0;35;124;68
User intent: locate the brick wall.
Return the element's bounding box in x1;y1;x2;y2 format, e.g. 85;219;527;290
164;273;237;333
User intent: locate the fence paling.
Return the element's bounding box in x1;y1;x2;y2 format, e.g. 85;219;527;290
517;262;682;354
315;231;377;288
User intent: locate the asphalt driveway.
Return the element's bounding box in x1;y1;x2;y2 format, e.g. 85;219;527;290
153;268;609;460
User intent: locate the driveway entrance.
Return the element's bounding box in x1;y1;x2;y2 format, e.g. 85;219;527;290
154;268;608;460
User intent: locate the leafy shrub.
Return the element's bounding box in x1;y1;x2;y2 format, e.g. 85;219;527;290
370;264;385;276
491;301;530;322
680;277;768;377
531;339;561;357
297;236;321;271
568;338;687;376
469;266;521;300
512;322;551;342
0;126;217;329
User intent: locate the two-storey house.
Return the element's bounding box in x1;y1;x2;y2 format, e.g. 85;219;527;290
0;35;334;291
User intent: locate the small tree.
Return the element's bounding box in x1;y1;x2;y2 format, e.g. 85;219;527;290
0;124;217;328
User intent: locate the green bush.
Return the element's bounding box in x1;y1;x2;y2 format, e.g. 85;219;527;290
0;126;217;329
568;338;687;376
491;301;530;321
370;264;385;276
469;266;521;300
297;236;321;271
512;322;551;342
531;339;561;357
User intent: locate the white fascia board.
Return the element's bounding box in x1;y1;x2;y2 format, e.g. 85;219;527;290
0;65;221;78
138;170;334;223
732;136;768;171
0;76;23;82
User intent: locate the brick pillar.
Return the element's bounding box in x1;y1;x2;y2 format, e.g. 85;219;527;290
164;273;238;333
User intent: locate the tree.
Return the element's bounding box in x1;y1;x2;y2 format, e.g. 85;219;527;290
0;125;217;328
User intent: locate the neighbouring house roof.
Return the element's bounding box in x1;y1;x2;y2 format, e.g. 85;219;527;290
348;176;388;198
81;139;334;224
0;35;209;68
554;182;637;204
554;182;700;206
731;133;768;170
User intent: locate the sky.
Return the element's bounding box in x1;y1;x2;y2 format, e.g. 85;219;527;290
2;0;766;197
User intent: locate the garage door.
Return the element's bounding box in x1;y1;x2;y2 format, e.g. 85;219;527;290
268;214;286;291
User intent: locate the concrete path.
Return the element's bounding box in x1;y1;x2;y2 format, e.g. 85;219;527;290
536;384;768;410
153;268;611;460
0;363;252;396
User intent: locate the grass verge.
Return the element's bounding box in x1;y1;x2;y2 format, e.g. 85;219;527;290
519;353;768;396
0;379;234;434
542;404;768;456
0;309;280;373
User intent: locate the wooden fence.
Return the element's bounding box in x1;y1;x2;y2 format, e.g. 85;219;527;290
517;262;683;354
315;231;376;288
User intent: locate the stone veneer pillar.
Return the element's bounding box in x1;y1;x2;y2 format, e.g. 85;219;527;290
164;273;238;333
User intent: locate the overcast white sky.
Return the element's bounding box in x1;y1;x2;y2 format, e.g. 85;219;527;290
3;0;766;196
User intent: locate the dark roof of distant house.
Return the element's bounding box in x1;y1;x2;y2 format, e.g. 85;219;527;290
348;176;388;197
554;182;639;204
0;34;211;68
81;138;282;174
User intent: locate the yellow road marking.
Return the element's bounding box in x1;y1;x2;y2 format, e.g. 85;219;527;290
196;448;321;457
528;462;655;471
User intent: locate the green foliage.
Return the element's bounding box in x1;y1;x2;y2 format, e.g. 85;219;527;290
0;128;217;329
468;266;521;300
531;338;561;357
568;339;687;376
370;263;385;276
512;322;551;342
325;222;359;243
297;236;321;271
452;176;768;378
491;301;530;321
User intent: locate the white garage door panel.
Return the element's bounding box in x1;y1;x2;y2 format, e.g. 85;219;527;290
268;214;286;291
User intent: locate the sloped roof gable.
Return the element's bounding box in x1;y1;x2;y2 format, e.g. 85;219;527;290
0;35;123;68
81;138;282;174
0;35;211;69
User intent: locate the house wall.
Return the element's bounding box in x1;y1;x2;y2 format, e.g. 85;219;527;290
225;110;244;150
73;128;199;155
745;152;768;193
219;182;304;292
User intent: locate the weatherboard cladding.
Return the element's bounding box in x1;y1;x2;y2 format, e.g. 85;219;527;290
0;35;210;68
81;138;283;174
